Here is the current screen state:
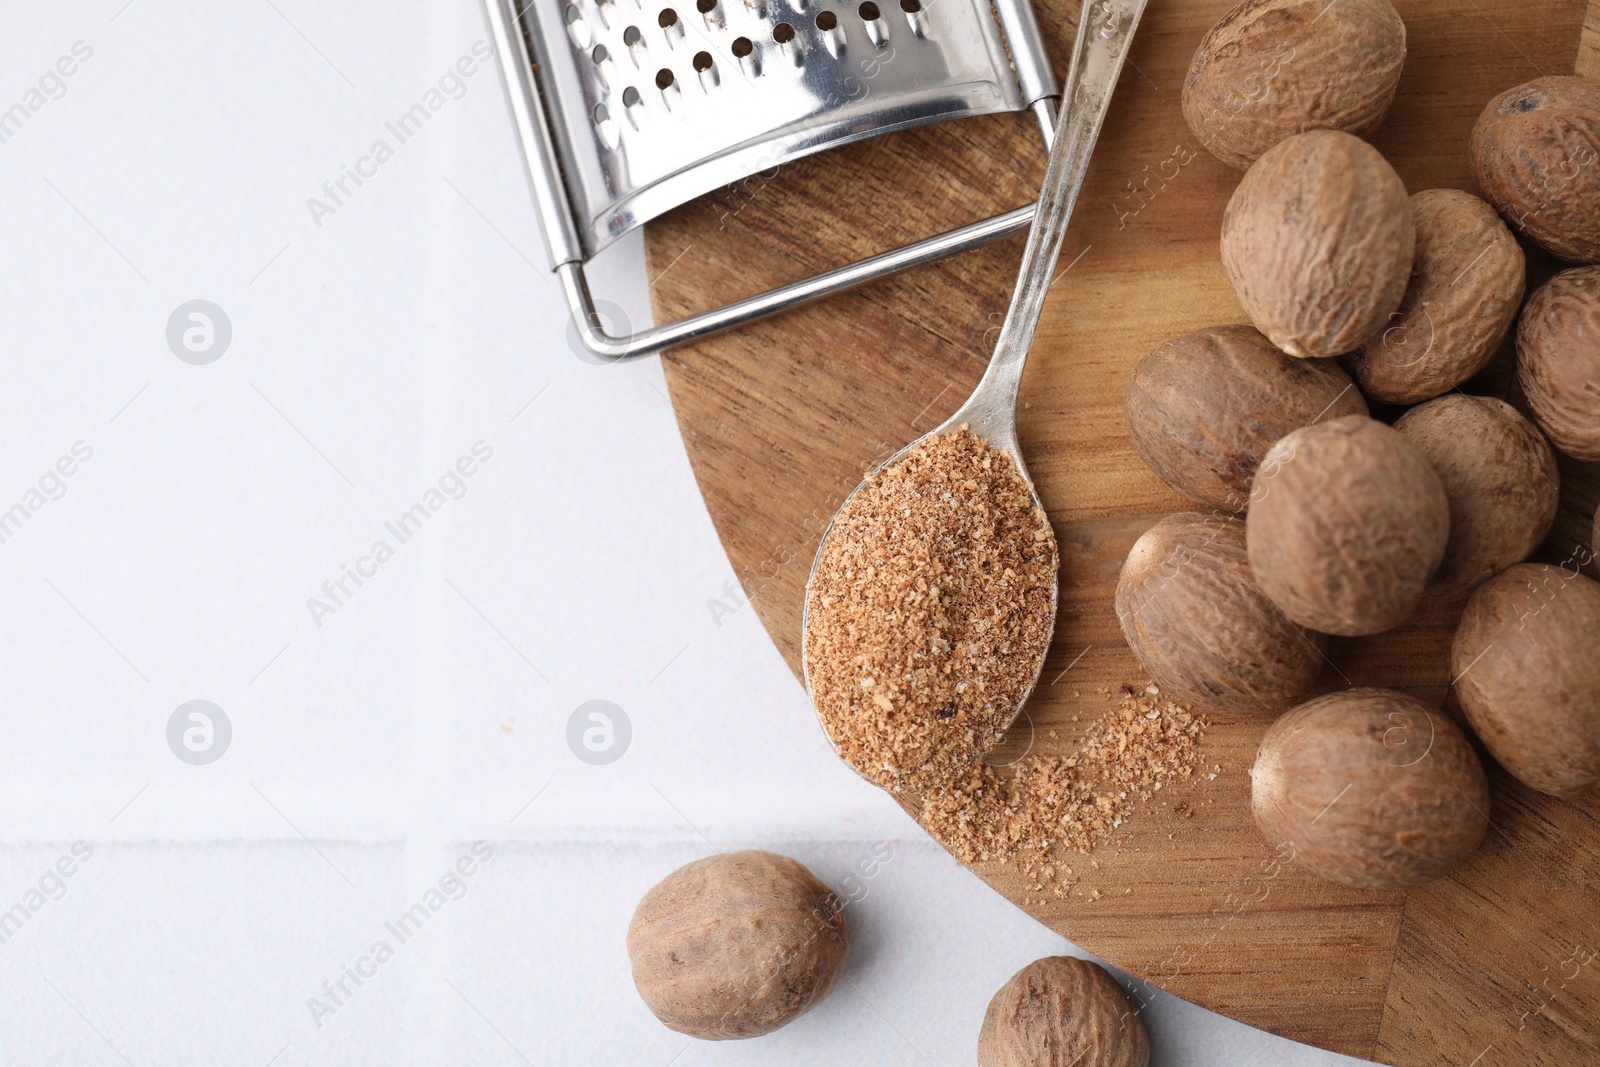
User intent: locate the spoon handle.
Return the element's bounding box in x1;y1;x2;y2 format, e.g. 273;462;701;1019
991;0;1148;372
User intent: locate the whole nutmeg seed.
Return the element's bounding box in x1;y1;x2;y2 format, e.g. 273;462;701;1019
1452;563;1600;797
1394;395;1559;596
627;850;848;1039
1345;189;1526;404
977;956;1150;1067
1116;512;1326;714
1183;0;1406;169
1222;130;1415;359
1251;687;1490;890
1470;76;1600;264
1126;324;1367;512
1247;415;1449;635
1516;266;1600;460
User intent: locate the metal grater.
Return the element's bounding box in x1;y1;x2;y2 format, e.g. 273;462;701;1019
482;0;1059;359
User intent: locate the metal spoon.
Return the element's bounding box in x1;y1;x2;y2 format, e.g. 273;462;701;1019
800;0;1149;769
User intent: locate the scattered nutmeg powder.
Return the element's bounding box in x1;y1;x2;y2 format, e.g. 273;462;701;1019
921;684;1207;895
804;427;1058;793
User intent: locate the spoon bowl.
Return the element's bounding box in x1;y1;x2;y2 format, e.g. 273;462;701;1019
800;0;1149;781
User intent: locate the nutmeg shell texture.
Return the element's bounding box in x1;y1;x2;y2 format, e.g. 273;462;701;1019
1116;513;1325;715
1452;564;1600;798
1394;395;1558;596
1516;266;1600;461
1183;0;1406;169
1126;325;1367;512
1222;131;1415;359
1251;688;1490;890
627;850;848;1039
978;956;1150;1067
1470;76;1600;264
1246;415;1449;636
1345;189;1526;404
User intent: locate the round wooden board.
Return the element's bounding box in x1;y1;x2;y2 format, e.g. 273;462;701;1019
644;1;1600;1061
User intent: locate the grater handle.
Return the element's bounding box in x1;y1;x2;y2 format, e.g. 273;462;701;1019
560;100;1061;362
560;203;1034;362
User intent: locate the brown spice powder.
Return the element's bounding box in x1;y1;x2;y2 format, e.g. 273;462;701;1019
921;684;1207;895
804;427;1058;793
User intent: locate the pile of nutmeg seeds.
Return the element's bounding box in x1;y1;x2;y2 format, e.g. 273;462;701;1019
1123;0;1600;893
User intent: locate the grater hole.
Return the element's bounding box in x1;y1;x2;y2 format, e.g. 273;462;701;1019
899;0;920;9
623;86;642;106
859;1;880;18
658;7;679;26
731;35;754;56
593;102;610;122
623;24;642;45
773;21;796;42
655;67;675;88
816;10;838;29
592;44;610;63
692;50;714;71
565;3;582;22
696;0;717;11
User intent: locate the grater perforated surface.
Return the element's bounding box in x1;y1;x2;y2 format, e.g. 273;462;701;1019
524;0;1039;255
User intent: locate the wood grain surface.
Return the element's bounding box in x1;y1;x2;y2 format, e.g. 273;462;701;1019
644;1;1600;1061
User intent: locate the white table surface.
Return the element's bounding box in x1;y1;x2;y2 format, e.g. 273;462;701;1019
0;2;1376;1063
